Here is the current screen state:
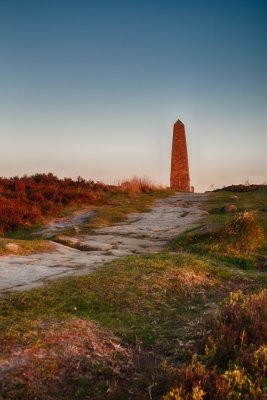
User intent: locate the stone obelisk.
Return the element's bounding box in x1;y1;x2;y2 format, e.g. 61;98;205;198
170;119;190;192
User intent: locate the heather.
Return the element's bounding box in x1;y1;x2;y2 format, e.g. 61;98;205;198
0;173;102;233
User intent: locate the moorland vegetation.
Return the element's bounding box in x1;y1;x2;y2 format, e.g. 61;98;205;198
0;182;266;399
0;173;162;234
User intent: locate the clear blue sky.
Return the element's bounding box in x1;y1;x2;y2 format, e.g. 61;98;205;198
0;0;266;191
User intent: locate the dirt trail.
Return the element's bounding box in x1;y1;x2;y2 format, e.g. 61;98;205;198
0;193;207;294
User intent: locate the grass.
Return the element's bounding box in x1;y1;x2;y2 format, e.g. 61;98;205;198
170;189;267;272
170;211;265;257
0;253;252;343
1;253;267;399
202;186;267;230
0;188;267;399
0;237;52;256
163;189;267;399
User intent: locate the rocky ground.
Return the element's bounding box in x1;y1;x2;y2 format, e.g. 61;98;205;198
0;193;207;294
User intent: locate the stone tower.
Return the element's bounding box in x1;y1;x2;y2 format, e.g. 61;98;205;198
170;119;190;192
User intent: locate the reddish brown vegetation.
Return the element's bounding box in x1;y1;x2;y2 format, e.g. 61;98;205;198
0;174;165;234
0;173;107;233
0;319;136;400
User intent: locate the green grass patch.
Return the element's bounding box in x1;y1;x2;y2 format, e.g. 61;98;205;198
1;253;266;350
202;188;267;230
171;190;267;273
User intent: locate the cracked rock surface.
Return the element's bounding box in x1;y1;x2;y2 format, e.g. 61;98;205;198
0;193;207;294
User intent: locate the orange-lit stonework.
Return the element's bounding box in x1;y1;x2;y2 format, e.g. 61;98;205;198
170;119;190;192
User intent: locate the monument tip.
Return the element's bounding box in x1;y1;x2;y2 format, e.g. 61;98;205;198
174;119;184;125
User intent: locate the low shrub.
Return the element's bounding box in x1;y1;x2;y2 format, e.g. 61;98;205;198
0;173;103;233
217;211;265;255
164;290;267;399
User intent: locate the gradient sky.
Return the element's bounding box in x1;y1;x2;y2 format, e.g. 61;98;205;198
0;0;266;192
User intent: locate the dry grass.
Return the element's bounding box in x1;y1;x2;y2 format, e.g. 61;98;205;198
214;211;265;256
118;176;164;193
140;265;216;298
0;238;52;256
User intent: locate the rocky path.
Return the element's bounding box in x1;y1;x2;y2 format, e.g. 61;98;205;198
0;193;207;294
35;209;96;237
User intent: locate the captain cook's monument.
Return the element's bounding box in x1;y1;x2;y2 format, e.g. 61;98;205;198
170;119;191;192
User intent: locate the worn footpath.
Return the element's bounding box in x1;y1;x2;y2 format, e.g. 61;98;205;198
0;193;207;294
